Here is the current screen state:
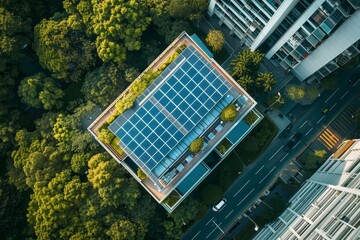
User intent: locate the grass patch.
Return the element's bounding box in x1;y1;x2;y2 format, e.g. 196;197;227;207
216;138;233;154
163;191;181;207
243;110;259;125
110;138;125;156
235;116;278;165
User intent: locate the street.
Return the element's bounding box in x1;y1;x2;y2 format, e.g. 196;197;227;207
183;74;360;240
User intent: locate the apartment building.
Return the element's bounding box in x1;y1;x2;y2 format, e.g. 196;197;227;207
208;0;360;82
254;139;360;239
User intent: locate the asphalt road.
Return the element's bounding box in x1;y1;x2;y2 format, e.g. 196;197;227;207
183;78;360;240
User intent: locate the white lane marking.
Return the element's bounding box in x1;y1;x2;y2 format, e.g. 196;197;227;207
317;116;325;124
294;141;301;149
354;80;360;86
299;120;308;129
340;90;349;100
330;103;337;111
255;165;265;175
280;153;289;162
206;217;214;226
305;127;313;136
325;88;339;103
225;210;234;219
234;180;250;197
259;166;276;184
206;227;217;239
237;188;255;206
269;147;282;161
192;231;201;240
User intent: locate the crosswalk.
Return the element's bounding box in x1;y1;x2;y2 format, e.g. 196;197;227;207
315;94;360;150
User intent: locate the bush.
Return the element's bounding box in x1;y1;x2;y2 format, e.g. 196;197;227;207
243;110;258;125
189;138;204;153
137;168;147;180
98;128;115;144
220;104;237;122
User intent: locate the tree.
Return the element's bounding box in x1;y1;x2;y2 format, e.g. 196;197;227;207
256;72;276;93
18;73;64;110
231;49;264;78
106;220;136;240
189;138;204;153
304;86;319;101
205;30;224;53
88;153;141;208
34;14;96;81
92;0;151;63
303;150;326;170
169;0;208;22
220;104;237;121
125;67;140;83
82;62;128;107
0;7;31;62
285;84;305;102
321;72;339;90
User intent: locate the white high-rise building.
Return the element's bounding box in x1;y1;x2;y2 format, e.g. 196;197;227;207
208;0;360;82
253;139;360;240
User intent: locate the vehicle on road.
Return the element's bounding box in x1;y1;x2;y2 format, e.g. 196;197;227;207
322;107;329;114
213;198;227;212
283;132;302;152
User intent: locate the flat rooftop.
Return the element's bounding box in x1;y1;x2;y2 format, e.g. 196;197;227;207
109;43;249;187
89;32;258;207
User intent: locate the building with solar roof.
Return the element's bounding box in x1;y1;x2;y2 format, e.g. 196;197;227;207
89;32;262;212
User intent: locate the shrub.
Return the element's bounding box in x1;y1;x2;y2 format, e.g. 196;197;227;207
243;110;258;125
137;168;147;180
98;128;115;144
220;104;237;122
189;138;204;153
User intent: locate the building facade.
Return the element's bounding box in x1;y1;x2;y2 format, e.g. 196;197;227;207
208;0;360;82
254;139;360;239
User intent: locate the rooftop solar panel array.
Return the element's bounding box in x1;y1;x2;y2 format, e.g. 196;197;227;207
109;45;238;182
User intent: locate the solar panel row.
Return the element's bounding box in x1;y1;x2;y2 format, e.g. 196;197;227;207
111;45;235;180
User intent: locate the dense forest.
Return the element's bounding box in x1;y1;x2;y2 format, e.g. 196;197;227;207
0;0;209;239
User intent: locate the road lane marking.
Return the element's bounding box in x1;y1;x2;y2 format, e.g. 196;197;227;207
325;88;339;103
259;166;276;184
269;148;282;161
305;127;313;136
294;141;301;149
191;231;201;240
317;116;325;124
206;227;217;239
280;153;289;162
206;217;214;226
225;210;234;219
299;120;308;129
340;90;349;100
255;165;264;175
237;188;255;206
354;80;360;86
234;180;250;197
330;103;337;111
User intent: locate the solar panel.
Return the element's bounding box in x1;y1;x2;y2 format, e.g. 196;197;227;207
108;43;241;181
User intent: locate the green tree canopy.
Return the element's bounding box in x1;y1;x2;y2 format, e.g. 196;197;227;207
189;138;204;153
256;72;276;93
82;62;128;107
18;73;64;110
230;49;264;78
34;14;96;81
92;0;151;63
169;0;208;21
220;104;237;122
304;86;319;101
205;30;224;53
285;84;305;102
